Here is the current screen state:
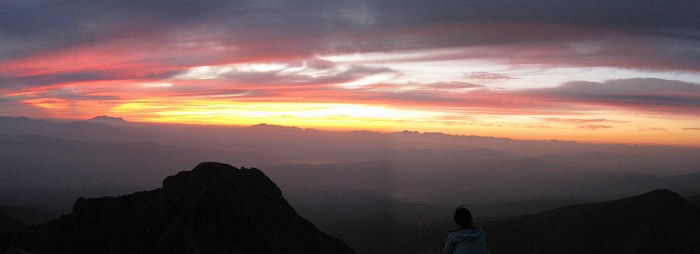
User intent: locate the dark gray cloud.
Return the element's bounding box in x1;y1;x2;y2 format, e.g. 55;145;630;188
335;78;700;115
519;78;700;115
0;70;183;89
1;1;698;62
36;87;121;101
378;0;700;29
0;71;114;89
0;1;228;58
0;94;22;103
528;78;700;107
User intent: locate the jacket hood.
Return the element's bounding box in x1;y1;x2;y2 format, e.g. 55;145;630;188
453;228;485;242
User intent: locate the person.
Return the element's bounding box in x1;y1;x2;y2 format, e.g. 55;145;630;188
443;206;490;254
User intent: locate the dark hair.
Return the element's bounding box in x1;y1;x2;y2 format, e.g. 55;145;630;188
454;206;474;229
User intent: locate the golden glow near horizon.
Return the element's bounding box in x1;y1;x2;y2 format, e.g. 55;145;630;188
113;99;444;131
104;96;700;147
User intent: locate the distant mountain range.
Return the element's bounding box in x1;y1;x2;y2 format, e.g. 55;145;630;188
0;162;355;254
2;116;699;175
485;189;700;254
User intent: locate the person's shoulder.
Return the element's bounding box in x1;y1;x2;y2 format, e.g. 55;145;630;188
446;229;463;239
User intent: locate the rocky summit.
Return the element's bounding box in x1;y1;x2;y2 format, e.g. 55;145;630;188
0;162;355;254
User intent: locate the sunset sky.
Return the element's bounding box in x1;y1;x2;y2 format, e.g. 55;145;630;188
1;1;699;146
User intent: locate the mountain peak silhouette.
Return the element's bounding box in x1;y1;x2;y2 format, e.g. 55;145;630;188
87;115;129;126
2;162;355;254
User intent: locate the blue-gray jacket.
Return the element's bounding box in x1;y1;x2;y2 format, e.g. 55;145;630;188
443;228;490;254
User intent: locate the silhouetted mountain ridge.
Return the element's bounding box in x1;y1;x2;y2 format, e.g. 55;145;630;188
486;189;700;254
1;162;354;254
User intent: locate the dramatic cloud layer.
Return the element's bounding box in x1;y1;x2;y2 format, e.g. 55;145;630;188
1;1;699;146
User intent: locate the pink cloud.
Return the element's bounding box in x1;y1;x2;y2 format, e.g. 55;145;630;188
576;124;614;130
539;118;627;124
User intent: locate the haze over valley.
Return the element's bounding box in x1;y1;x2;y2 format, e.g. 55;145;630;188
2;116;700;253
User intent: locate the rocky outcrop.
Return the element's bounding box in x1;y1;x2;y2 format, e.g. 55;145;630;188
1;162;355;254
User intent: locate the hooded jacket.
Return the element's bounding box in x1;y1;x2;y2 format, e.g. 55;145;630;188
443;228;490;254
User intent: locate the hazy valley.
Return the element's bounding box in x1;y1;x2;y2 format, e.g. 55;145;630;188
1;116;700;253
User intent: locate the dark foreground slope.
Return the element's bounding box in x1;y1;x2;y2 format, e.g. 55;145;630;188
0;162;355;254
688;194;700;206
0;213;24;235
486;189;700;254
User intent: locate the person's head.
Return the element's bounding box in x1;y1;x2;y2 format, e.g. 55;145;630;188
454;206;474;229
